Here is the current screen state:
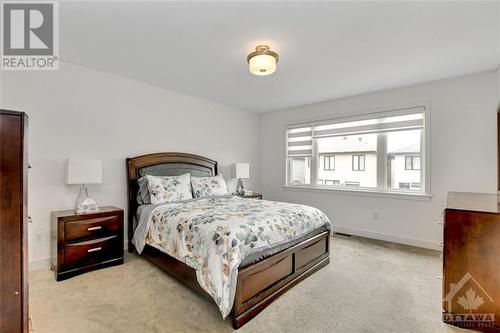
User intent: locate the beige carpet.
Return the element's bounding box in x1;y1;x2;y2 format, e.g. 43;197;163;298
29;235;466;333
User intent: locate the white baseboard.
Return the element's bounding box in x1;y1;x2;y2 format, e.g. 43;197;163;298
333;225;441;251
29;258;51;272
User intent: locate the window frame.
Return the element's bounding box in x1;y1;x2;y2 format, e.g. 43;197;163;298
405;155;421;170
352;154;365;171
405;156;412;170
323;155;335;171
284;105;431;198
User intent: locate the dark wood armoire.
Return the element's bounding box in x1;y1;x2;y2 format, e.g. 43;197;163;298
0;110;29;333
443;192;500;333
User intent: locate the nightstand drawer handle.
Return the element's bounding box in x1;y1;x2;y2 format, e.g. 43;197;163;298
87;226;102;231
87;247;102;253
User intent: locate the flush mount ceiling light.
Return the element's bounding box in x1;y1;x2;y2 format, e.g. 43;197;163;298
247;45;279;76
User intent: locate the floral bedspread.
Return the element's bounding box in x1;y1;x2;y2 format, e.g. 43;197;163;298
137;196;331;318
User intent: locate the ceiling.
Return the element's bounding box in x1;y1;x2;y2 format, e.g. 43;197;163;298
60;1;499;112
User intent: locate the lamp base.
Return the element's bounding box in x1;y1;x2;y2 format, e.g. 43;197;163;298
236;178;245;196
75;184;99;214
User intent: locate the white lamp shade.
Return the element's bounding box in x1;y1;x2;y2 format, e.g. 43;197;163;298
234;163;250;179
249;54;277;76
65;159;102;184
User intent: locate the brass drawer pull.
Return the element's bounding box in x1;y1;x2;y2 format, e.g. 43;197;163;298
87;226;102;231
87;247;102;253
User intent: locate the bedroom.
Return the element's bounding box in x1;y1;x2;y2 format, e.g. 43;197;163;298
0;1;499;332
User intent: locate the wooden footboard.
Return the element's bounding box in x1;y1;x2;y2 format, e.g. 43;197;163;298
232;231;330;329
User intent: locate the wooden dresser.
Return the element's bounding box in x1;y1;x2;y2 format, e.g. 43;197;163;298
443;192;500;332
0;110;29;333
51;206;124;281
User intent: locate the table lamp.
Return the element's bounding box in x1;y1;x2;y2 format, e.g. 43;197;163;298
65;159;102;214
234;163;250;196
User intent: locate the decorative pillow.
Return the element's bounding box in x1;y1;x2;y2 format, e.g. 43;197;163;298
191;174;228;198
136;176;151;205
146;173;193;204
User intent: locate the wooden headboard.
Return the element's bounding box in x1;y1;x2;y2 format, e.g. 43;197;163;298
126;152;218;252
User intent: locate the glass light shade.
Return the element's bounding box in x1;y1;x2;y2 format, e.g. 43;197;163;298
75;184;99;214
249;54;277;76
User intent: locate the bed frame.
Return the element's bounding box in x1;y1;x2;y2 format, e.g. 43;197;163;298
126;152;330;329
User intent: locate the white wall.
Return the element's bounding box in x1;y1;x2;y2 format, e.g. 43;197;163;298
0;62;260;269
0;64;497;269
259;70;499;249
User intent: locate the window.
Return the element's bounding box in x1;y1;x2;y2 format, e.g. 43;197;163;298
352;155;365;171
405;156;420;170
323;155;335;170
399;182;410;189
289;156;311;185
286;107;426;194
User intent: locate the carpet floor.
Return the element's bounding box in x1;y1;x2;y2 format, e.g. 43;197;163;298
29;235;467;333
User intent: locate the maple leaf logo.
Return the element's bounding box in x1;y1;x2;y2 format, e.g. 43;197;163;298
457;288;484;313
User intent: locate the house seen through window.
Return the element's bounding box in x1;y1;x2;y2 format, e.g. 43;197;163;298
286;108;425;193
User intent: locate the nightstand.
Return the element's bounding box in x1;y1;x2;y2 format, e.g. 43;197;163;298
243;192;263;200
50;206;124;281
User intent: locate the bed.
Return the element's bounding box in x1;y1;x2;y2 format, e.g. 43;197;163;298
126;152;331;329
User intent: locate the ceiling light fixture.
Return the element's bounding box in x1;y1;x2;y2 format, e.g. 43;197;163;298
247;45;279;76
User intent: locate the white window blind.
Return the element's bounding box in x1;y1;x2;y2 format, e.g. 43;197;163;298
286;107;424;147
286;126;313;157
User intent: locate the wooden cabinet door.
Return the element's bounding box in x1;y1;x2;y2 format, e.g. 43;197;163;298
0;111;28;333
444;209;500;331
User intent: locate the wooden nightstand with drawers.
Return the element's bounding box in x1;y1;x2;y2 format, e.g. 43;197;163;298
51;206;124;281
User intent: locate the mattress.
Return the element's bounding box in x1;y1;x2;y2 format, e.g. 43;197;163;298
132;195;331;318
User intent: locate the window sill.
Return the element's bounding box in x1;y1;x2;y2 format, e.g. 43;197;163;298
282;185;432;201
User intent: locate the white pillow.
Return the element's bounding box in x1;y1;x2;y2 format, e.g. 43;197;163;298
136;176;151;205
191;174;228;198
146;173;193;204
